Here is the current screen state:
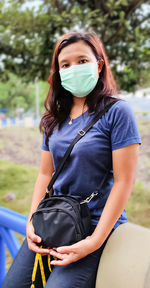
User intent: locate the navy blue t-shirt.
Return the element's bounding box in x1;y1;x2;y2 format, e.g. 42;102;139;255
41;99;141;229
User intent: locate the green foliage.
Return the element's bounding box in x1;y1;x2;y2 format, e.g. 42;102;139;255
0;0;149;91
0;73;49;115
115;66;137;92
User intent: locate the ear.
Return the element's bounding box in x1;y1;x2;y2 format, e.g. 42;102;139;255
98;59;104;73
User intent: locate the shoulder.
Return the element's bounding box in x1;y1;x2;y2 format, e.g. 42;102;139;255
95;98;131;130
107;98;132;115
105;99;136;126
104;98;141;150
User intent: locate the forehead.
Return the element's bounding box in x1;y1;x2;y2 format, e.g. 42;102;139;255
58;41;95;64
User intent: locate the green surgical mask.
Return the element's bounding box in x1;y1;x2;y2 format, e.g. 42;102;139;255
59;62;99;97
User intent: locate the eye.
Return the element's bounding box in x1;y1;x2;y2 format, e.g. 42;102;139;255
62;64;69;68
80;59;88;64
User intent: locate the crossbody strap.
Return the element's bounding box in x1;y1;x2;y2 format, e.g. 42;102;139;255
47;101;116;193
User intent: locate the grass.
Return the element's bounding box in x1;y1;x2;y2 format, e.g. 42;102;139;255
0;160;38;215
126;181;150;228
137;119;150;136
0;141;3;150
0;160;39;271
1;160;150;228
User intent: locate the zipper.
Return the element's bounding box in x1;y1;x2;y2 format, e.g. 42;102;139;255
38;195;80;206
37;196;82;227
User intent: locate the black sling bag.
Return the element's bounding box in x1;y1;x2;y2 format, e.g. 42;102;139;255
31;101;116;248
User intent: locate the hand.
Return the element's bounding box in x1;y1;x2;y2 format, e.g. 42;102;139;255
26;220;50;255
49;236;96;266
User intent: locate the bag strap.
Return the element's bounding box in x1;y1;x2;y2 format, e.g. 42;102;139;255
47;101;116;193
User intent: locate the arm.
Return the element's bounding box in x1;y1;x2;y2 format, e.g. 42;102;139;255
27;150;54;223
26;150;54;254
49;143;140;265
91;142;139;248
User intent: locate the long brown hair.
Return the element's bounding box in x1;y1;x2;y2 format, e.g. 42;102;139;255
40;29;121;145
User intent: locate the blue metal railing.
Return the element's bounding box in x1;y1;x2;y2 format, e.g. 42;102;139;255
0;117;39;128
0;206;28;287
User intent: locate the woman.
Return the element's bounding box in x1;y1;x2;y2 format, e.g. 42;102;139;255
2;30;141;288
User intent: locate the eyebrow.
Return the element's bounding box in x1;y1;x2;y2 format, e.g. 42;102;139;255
59;55;89;65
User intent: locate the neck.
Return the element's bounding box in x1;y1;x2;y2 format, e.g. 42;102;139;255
73;96;86;108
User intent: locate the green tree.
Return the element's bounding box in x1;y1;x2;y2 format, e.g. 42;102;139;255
0;73;49;115
0;0;150;91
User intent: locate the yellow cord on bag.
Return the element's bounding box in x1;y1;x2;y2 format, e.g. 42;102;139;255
31;245;52;288
47;254;52;273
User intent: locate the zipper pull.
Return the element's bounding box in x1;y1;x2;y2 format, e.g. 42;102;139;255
80;192;98;204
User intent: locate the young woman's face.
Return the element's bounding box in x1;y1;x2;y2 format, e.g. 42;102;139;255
58;41;102;77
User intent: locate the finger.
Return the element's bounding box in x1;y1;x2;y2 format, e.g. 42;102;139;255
57;246;72;254
28;240;50;254
28;231;42;244
51;259;71;266
31;245;50;254
28;223;42;243
50;250;67;260
49;248;57;252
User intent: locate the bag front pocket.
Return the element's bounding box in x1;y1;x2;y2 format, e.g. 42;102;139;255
32;208;82;248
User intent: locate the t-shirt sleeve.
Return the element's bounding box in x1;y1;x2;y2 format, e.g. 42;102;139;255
41;133;49;151
107;100;142;151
